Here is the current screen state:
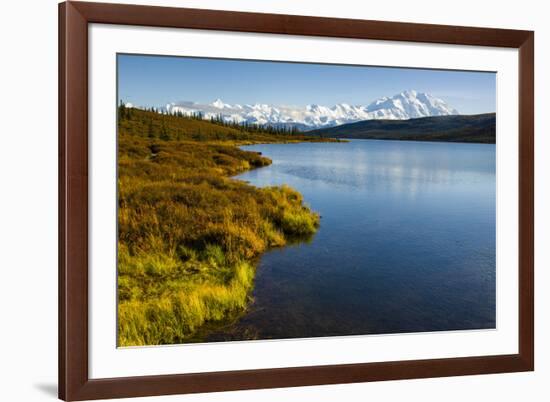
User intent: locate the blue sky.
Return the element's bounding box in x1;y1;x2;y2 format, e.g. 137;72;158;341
118;54;496;115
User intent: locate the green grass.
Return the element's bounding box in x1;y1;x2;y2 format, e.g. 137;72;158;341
118;108;330;346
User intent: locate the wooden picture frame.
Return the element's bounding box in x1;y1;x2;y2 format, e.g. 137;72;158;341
59;1;534;400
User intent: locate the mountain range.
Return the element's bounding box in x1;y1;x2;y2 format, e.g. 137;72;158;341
159;90;459;130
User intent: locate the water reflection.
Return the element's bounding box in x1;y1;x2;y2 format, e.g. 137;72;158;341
207;139;496;342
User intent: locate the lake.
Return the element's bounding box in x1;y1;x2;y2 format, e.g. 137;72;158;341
207;139;496;341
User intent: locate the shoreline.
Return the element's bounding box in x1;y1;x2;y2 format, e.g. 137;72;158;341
117;108;325;346
181;141;323;343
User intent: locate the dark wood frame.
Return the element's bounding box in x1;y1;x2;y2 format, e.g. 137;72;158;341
59;1;534;400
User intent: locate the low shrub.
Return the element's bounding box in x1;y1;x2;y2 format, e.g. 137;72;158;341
117;108;327;346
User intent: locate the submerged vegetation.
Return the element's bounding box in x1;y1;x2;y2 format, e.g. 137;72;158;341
117;106;333;346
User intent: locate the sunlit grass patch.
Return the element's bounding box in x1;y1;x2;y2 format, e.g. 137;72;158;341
117;108;325;346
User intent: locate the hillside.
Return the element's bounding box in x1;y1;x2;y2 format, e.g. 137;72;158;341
309;113;496;144
117;106;330;346
117;106;333;144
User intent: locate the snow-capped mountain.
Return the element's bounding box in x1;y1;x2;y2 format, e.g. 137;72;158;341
364;90;458;120
160;90;459;130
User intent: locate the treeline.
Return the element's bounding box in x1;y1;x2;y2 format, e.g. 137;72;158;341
118;101;301;138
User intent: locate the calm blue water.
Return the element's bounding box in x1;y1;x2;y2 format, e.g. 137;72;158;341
211;139;496;341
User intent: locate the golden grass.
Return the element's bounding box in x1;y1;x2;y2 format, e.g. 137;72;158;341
117;108;324;346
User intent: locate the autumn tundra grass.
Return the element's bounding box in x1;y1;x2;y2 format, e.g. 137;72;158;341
117;107;333;346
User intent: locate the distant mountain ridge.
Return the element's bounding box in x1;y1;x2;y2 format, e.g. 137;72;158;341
153;90;459;130
308;113;496;144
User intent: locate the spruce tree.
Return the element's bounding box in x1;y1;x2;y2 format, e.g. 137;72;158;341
118;100;126;121
147;119;155;138
160;123;170;141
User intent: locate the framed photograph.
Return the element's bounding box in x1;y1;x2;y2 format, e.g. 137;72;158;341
59;1;534;400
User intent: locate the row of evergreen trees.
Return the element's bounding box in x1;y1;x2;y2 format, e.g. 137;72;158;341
205;112;301;135
118;101;301;136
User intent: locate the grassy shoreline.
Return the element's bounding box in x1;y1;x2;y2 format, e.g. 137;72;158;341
117;108;335;346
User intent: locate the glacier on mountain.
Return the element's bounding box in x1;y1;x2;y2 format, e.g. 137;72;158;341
160;90;459;130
